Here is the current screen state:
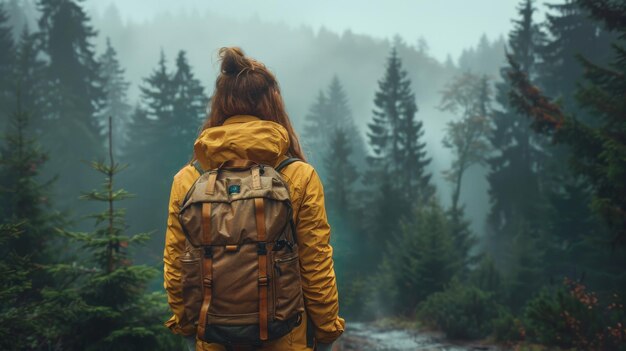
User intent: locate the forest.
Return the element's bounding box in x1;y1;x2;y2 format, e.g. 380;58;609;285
0;0;625;350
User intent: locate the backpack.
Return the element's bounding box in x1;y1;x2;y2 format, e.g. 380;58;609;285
178;157;304;347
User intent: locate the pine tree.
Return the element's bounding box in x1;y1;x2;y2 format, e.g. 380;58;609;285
303;75;366;180
140;50;174;123
324;129;359;214
0;3;15;128
375;201;459;314
0;92;60;263
98;38;131;156
367;47;433;203
123;51;206;253
507;0;626;249
14;26;48;135
37;0;104;201
56;117;180;350
486;0;549;271
0;222;43;351
171;50;206;158
538;0;617;118
0;91;67;350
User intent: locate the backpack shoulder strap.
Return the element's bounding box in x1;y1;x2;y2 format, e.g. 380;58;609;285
275;157;301;172
193;161;205;175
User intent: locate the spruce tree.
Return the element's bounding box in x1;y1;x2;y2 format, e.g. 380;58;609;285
0;3;15;128
0;92;61;263
303;75;366;180
171;50;206;158
0;91;67;350
486;0;549;269
538;0;616;118
98;38;131;156
14;26;47;132
57;117;180;350
124;51;206;252
508;0;626;250
37;0;104;201
367;47;433;203
324;129;358;213
375;201;458;315
0;223;34;351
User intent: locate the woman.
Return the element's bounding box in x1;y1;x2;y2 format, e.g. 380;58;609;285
163;47;345;351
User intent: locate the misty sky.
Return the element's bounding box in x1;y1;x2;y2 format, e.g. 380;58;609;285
85;0;536;62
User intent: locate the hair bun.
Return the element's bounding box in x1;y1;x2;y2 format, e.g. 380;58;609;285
219;47;251;75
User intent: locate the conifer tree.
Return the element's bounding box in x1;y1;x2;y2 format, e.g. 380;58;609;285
367;47;433;203
0;92;60;263
0;3;15;127
14;26;47;132
375;201;458;314
538;0;616;117
508;1;626;249
124;51;206;250
304;75;366;179
56;117;180;350
0;223;34;351
98;38;131;155
324;129;358;213
171;50;206;157
486;0;549;268
37;0;104;200
0;92;68;350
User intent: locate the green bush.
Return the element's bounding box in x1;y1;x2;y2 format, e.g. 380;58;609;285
492;309;525;343
416;278;503;340
523;278;626;350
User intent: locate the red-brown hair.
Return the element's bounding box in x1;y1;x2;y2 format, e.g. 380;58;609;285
200;47;306;161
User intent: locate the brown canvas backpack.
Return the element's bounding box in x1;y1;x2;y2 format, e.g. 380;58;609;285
178;158;305;347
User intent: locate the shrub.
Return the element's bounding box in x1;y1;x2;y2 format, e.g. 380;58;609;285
416;278;503;340
524;278;626;350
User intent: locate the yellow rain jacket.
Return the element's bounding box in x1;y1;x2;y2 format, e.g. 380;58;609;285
163;115;345;350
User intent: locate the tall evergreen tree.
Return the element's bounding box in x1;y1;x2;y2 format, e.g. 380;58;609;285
538;0;616;118
0;3;15;128
37;0;104;201
171;50;206;157
374;201;459;315
55;118;180;350
0;92;61;263
367;47;433;203
0;91;66;350
98;38;131;156
324;129;358;214
508;0;626;251
303;75;366;180
14;26;48;135
486;0;548;268
123;51;206;252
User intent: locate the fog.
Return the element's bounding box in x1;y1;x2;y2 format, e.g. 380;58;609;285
56;1;522;237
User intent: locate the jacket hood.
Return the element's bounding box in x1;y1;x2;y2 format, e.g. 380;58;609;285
193;115;290;170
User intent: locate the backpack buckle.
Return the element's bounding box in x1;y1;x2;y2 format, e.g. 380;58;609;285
258;276;269;286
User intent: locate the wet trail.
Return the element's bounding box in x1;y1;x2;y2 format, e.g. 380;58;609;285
336;322;507;351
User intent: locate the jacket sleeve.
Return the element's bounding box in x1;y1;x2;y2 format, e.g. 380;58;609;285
296;169;346;344
163;175;195;336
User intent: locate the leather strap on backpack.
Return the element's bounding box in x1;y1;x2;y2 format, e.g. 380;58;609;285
275;157;301;172
197;202;213;339
252;166;269;341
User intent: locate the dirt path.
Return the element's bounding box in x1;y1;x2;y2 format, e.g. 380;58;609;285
335;322;506;351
